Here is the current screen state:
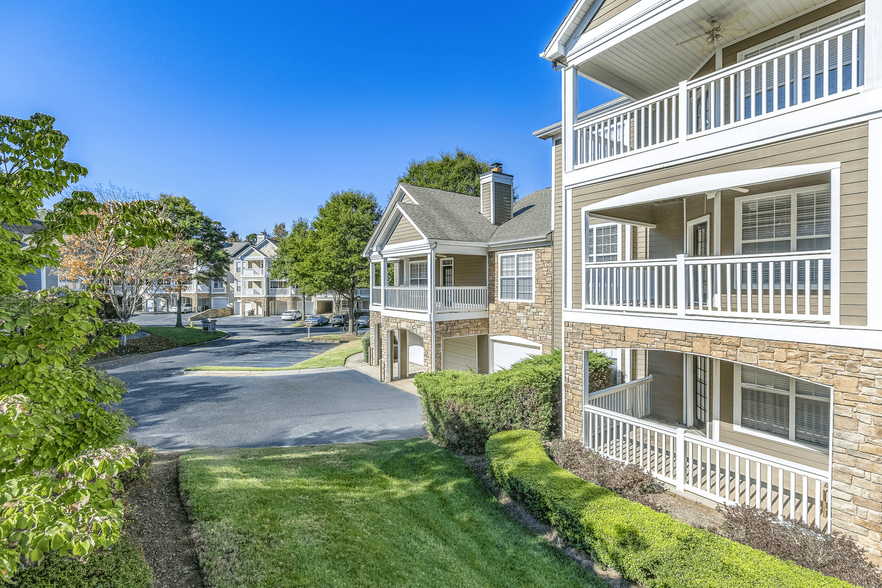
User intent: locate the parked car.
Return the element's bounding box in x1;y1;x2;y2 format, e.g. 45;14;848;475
329;314;349;327
280;309;302;321
169;303;193;313
304;315;329;327
356;315;370;328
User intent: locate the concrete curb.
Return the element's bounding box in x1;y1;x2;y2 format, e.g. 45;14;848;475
183;366;351;377
87;332;231;370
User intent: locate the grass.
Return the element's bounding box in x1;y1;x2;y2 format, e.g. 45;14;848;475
140;325;226;346
300;333;342;342
179;440;606;588
186;337;363;372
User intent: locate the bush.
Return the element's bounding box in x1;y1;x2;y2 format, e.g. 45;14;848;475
716;505;881;588
9;534;152;588
485;430;855;588
118;443;156;490
415;350;560;454
362;332;370;362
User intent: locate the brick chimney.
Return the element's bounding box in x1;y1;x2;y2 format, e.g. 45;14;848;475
479;163;513;225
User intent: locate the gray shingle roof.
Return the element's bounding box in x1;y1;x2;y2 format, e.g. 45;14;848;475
489;188;553;245
397;184;497;242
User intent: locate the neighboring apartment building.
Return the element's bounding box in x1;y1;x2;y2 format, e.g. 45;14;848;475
225;234;304;317
363;167;558;382
538;0;881;562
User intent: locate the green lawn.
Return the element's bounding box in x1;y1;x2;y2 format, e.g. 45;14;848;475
140;326;226;346
186;337;363;372
179;440;605;588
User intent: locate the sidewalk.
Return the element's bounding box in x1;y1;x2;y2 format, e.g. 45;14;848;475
344;354;419;397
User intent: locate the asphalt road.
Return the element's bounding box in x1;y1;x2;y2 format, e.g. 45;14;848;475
110;313;426;450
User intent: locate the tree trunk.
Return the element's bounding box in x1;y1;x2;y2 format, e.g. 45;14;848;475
175;288;183;328
348;286;355;335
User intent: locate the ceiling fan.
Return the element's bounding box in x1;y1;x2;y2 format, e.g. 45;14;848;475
677;10;750;54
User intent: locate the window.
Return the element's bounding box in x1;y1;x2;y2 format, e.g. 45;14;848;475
235;280;241;293
586;223;619;263
499;252;534;301
235;261;241;273
736;365;830;449
409;261;428;287
212;279;224;290
441;258;454;287
736;186;831;286
693;356;708;427
270;280;287;289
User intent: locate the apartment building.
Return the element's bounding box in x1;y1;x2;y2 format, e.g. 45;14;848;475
225;234;304;317
363;168;557;382
538;0;881;562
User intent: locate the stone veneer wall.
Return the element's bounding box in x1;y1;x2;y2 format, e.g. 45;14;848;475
376;316;433;382
489;245;554;353
189;307;233;320
240;297;265;316
563;321;882;563
434;318;490;370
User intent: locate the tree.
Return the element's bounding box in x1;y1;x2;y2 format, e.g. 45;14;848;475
397;148;492;197
157;195;229;327
246;232;258;245
58;198;175;332
270;217;310;317
0;113;171;579
227;230;240;242
279;191;380;333
272;222;288;239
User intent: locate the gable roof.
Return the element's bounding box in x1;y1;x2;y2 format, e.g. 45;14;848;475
489;188;553;246
395;184;496;243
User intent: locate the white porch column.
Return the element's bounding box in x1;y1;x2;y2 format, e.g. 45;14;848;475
562;66;578;172
380;259;387;308
865;0;882;90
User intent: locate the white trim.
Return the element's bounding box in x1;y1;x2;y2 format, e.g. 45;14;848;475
561;309;882;350
408;259;428;288
488;237;551;251
551;139;557;232
488;335;542;347
394;205;428;241
435;310;490;321
498;250;536;303
733;184;831;254
440;257;454;287
712;358;721;441
565;187;573;309
588;213;656;228
586;164;840;214
685;215;710;257
868;118;882;328
379;241;431;256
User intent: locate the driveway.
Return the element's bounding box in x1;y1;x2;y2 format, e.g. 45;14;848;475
109;313;425;450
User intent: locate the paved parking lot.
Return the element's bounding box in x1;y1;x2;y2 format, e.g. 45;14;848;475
110;313;424;450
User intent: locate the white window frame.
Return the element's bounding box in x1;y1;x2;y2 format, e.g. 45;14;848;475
235;261;241;273
685;214;711;257
498;251;535;303
211;297;229;309
584;220;620;264
212;278;225;291
737;6;864;62
235;280;241;293
440;258;455;287
409;260;428;288
734;184;831;255
732;364;831;453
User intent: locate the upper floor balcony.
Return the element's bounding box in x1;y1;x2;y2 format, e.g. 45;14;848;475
569;17;865;170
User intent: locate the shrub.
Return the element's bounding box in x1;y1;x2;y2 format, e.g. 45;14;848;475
586;351;615;392
415;350;560;454
716;504;881;588
485;430;855;588
9;534;152;588
362;332;370;362
118;444;156;490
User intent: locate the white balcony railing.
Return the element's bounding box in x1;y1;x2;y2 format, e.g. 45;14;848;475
242;268;264;277
435;286;488;312
385;287;428;312
585;375;652;418
574;19;865;168
268;287;289;296
583;404;831;531
584;251;832;323
245;287;263;296
181;284;195;293
195;284;210;293
371;287;382;305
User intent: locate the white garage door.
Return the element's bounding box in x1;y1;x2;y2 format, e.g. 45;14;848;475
271;300;287;315
234;301;241;315
211;297;228;309
407;333;424;366
492;339;541;372
442;336;478;372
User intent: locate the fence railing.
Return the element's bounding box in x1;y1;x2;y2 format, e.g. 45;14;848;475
242;268;264;277
585;376;652;418
435;286;488;312
245;288;263;296
574;19;864;167
385;287;428;312
584;251;832;323
583;404;831;530
371;287;382;305
268;287;289;296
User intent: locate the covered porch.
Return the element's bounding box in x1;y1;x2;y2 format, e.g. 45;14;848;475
582;348;832;530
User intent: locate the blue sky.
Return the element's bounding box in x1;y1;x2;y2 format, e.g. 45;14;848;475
3;1;617;235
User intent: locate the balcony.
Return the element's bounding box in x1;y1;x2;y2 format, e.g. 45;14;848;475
378;286;488;314
245;287;263;296
584;251;831;324
572;19;864;168
268;287;289;296
242;267;264;277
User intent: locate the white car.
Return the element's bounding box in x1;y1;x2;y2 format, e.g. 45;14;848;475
280;310;303;321
169;303;193;313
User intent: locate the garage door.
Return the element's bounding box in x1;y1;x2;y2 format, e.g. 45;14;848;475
442;336;477;372
234;301;241;315
492;339;541;372
211;297;228;309
271;300;287;315
408;333;424;366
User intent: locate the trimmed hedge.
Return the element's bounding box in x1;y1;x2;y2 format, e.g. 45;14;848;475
9;535;152;588
485;430;855;588
415;350;560;454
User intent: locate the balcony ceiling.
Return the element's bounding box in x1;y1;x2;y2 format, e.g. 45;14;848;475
578;0;831;100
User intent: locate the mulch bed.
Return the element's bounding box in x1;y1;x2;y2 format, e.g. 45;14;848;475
126;452;204;588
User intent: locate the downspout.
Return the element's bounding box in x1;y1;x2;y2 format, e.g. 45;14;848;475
430;241;437;373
